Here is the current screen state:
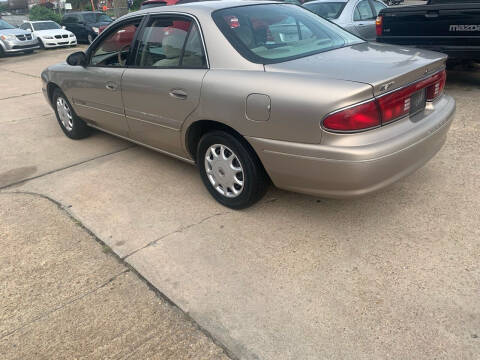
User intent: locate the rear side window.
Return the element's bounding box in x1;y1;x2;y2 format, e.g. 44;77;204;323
212;4;362;64
354;0;375;21
371;0;386;16
134;16;206;68
303;2;347;20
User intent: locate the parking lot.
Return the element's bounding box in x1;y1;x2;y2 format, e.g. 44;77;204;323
1;45;479;359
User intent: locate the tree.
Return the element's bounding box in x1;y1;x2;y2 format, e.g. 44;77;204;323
0;3;9;13
29;5;62;23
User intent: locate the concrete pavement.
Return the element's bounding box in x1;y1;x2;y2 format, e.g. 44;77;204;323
1;46;479;359
0;192;229;360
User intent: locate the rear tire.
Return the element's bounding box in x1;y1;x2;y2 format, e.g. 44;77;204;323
87;34;94;44
52;88;91;139
197;131;268;209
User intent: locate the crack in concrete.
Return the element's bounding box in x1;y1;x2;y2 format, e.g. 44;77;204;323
0;91;42;101
0;112;52;124
0;268;130;341
0;145;135;191
121;211;231;261
0;67;40;79
0;191;236;360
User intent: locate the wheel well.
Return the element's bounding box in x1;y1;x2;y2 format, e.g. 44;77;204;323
185;120;267;173
47;82;60;106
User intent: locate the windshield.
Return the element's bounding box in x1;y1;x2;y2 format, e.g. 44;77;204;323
33;21;61;31
0;19;15;30
212;4;363;64
303;2;347;19
83;13;113;24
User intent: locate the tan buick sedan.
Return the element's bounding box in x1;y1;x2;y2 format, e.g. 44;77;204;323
41;1;455;209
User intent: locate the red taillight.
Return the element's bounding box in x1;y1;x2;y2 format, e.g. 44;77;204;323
323;100;381;131
426;70;446;100
376;84;418;124
376;16;383;36
323;70;446;132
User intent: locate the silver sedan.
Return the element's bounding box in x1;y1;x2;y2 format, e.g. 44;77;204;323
304;0;387;41
41;1;454;209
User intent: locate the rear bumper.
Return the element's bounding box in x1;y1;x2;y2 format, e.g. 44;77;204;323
248;95;455;198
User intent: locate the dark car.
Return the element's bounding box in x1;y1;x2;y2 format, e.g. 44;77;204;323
376;0;480;62
62;11;113;44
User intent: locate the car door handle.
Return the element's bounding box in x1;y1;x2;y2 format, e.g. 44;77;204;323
169;89;187;100
105;82;118;91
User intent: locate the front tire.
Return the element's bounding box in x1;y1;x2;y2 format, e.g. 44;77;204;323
87;34;94;44
52;88;91;139
197;131;268;209
38;39;45;49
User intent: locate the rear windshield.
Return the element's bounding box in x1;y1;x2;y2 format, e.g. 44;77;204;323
33;21;61;31
212;4;362;64
83;13;113;24
303;2;347;19
0;20;15;30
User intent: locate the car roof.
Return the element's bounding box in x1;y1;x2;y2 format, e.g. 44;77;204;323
28;20;57;23
126;0;279;17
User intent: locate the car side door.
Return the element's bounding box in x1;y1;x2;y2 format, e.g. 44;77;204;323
121;15;208;156
352;0;377;40
63;15;82;41
65;17;143;136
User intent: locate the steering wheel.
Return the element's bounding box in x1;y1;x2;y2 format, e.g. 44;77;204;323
117;44;131;66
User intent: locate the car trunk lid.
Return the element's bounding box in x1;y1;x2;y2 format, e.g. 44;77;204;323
264;42;447;96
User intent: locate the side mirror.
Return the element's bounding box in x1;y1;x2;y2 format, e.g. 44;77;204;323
66;51;87;66
62;25;66;29
26;28;32;32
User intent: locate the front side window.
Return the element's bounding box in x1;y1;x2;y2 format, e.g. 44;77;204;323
212;4;362;64
90;21;140;67
303;2;347;19
33;21;61;31
134;17;206;68
354;0;375;21
62;16;78;24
